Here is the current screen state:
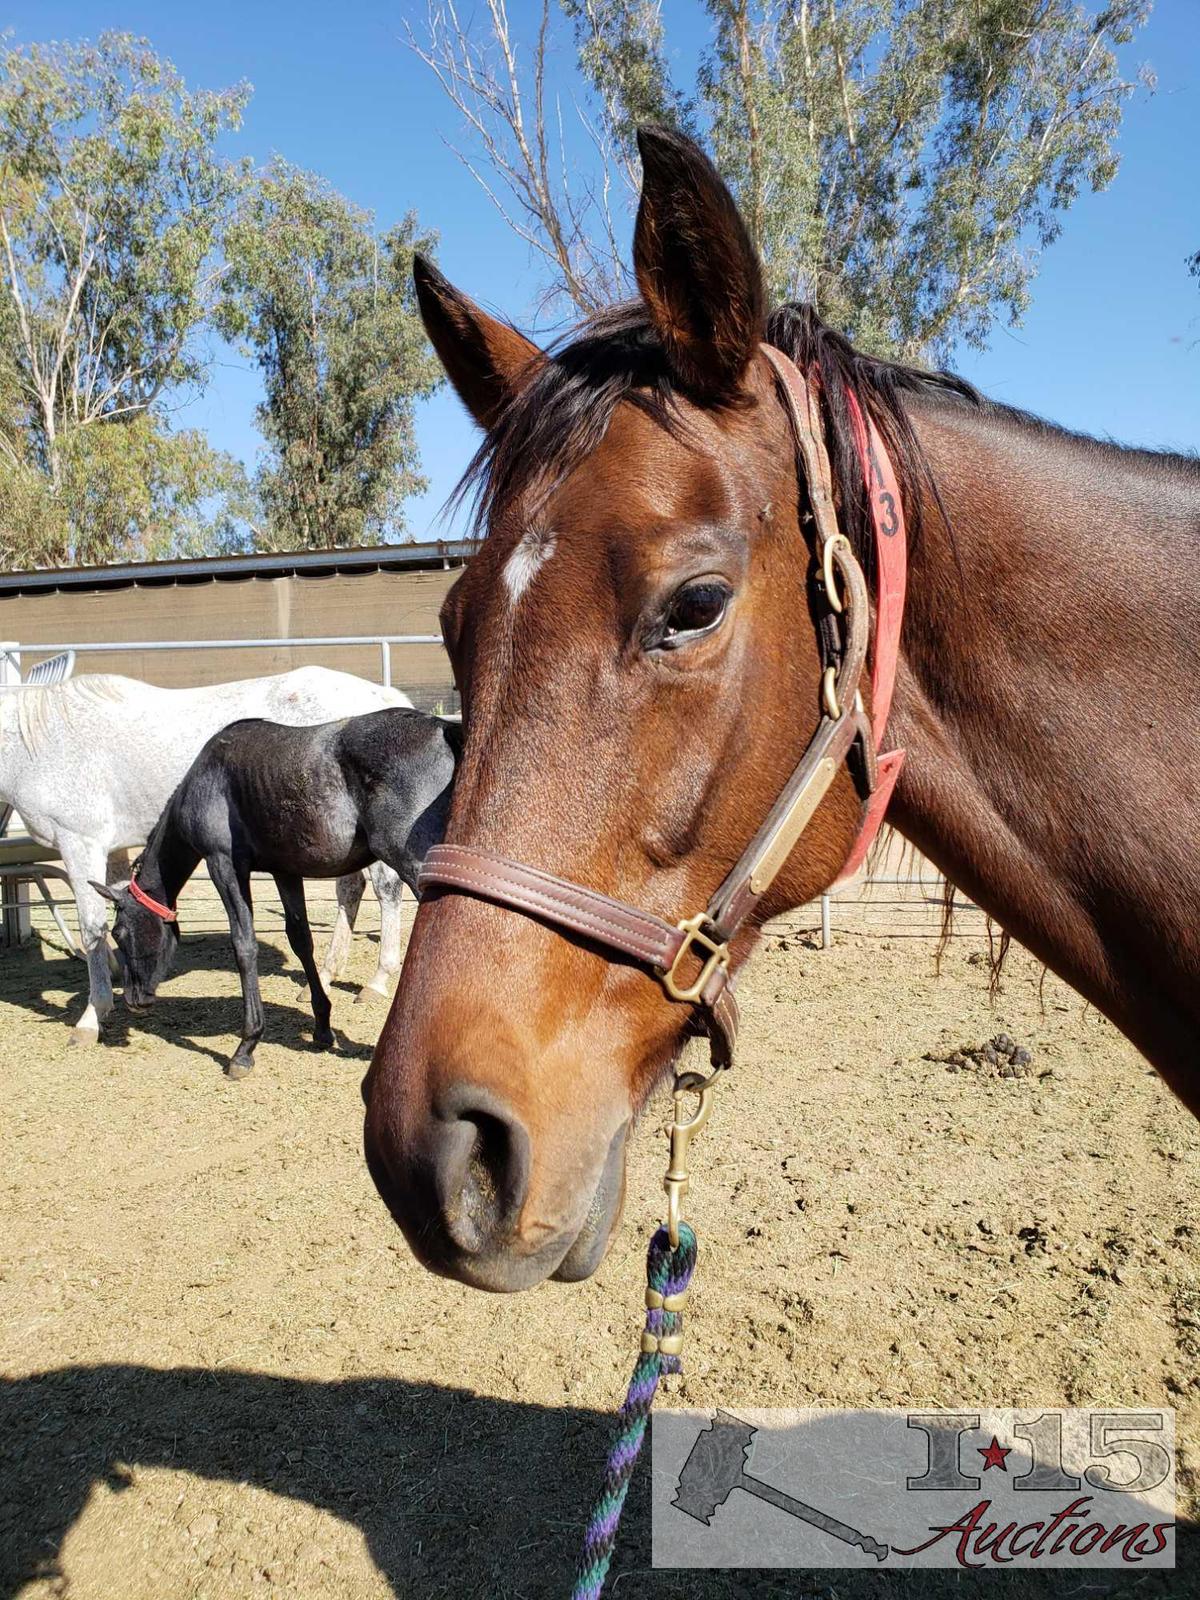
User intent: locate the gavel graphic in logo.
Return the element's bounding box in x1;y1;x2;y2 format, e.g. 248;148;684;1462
673;1410;890;1561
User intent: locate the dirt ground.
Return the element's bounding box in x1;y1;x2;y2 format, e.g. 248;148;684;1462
1;881;1197;1600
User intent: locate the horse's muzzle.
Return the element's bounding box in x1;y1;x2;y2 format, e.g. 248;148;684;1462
363;1082;629;1292
549;1120;629;1282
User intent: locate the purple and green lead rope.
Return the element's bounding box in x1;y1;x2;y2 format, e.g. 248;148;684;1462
570;1222;698;1600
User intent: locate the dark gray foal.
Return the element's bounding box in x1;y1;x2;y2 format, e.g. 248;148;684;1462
93;708;458;1077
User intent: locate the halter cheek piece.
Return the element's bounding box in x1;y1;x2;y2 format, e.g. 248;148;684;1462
418;345;908;1070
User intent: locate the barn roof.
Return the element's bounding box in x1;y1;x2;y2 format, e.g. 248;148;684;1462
0;540;478;597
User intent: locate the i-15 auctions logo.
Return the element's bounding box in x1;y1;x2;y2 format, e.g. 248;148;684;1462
651;1408;1175;1570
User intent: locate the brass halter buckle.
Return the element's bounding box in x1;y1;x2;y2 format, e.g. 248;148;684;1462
662;912;730;1004
664;1071;719;1248
821;531;853;614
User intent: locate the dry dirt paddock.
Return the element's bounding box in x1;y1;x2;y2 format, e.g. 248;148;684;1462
1;879;1197;1600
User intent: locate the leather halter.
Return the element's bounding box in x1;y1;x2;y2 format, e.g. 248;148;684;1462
129;875;177;922
418;344;907;1069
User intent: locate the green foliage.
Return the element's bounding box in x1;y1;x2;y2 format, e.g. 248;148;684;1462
0;416;253;568
0;31;254;565
59;421;253;565
0;449;63;568
560;0;690;146
422;0;1151;361
0;32;249;447
217;161;442;549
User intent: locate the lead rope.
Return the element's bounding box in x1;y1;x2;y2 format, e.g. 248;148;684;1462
570;1073;717;1599
569;1223;697;1600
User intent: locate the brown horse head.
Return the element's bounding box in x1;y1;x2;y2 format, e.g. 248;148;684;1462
363;129;874;1290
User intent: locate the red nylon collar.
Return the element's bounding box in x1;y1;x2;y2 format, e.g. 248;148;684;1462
129;876;177;922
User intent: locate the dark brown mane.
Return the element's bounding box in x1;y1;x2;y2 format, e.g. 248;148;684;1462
765;303;974;568
454;298;977;569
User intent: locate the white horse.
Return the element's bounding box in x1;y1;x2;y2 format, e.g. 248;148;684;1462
0;665;413;1042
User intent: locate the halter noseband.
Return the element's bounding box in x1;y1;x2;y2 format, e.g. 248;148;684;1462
417;344;907;1069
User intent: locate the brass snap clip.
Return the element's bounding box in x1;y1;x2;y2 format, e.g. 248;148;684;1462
664;1071;719;1247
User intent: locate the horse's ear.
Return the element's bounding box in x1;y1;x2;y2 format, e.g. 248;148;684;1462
633;126;765;403
413;255;542;431
89;880;120;903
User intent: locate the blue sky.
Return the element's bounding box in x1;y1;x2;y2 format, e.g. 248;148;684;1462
8;2;1199;539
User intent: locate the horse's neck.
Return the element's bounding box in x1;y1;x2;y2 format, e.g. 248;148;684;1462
139;804;200;908
887;399;1200;1097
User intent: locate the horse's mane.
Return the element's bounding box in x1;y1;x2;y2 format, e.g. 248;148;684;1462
455;299;978;570
1;675;133;758
764;303;974;569
456;297;1200;574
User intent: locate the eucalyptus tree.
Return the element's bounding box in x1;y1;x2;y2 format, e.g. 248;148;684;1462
414;0;1151;360
217;161;442;549
0;31;251;565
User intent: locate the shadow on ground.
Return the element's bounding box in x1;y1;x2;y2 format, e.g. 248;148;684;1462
0;1366;1192;1599
0;935;377;1070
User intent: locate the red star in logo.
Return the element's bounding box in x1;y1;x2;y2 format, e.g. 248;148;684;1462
978;1435;1012;1472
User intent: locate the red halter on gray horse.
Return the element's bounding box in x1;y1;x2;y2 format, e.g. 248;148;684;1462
363;125;1200;1294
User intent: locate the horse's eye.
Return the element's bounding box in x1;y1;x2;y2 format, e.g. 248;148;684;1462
658;581;731;648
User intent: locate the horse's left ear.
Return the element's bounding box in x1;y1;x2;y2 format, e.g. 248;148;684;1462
413;255;542;431
633;125;765;403
89;880;120;903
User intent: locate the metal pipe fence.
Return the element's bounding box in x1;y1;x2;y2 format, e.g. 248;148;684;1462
763;874;983;949
2;633;443;692
15;865;984;957
11;871;375;958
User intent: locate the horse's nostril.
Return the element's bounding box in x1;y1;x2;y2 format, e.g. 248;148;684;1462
465;1111;505;1210
435;1095;530;1255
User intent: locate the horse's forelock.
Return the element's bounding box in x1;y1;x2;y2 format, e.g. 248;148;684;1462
452;302;683;533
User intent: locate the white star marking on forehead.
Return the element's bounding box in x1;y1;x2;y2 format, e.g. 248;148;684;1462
503;527;557;604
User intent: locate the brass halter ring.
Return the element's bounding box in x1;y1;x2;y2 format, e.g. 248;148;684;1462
662;913;731;1004
821;532;853;614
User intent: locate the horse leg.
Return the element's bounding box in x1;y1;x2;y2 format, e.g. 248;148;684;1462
58;836;116;1045
274;873;333;1051
356;861;403;1004
208;856;263;1080
320;871;365;988
105;847;133;979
